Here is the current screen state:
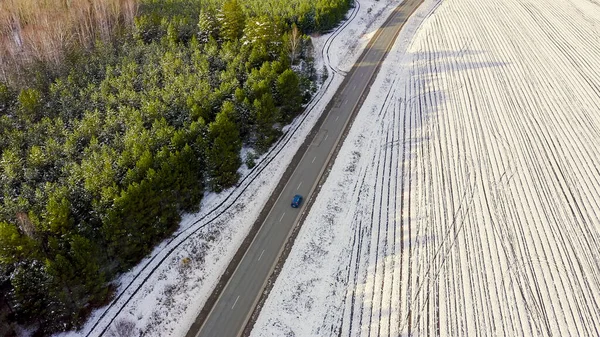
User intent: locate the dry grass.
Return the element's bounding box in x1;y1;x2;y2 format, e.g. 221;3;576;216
0;0;138;84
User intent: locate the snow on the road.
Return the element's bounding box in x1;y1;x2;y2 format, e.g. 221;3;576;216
252;0;600;336
57;1;402;336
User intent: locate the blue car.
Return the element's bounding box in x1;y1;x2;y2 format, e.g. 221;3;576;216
291;195;303;208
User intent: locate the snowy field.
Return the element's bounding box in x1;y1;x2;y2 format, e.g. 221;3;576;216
252;0;600;336
56;1;403;336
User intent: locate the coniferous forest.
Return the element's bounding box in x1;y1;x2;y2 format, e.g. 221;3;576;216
0;0;352;335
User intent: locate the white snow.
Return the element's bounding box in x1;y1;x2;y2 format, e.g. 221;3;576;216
252;0;600;336
57;0;403;336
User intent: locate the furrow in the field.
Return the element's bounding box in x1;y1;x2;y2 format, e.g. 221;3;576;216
453;14;513;337
384;86;401;336
495;66;574;336
390;86;405;336
432;15;466;337
415;11;454;337
515;0;600;238
407;42;425;336
418;34;444;335
402;48;421;336
421;31;437;336
367;108;384;337
522;49;600;336
385;93;400;337
466;0;596;332
425;29;445;337
358;152;378;336
442;13;494;337
415;48;431;337
376;103;391;337
461;4;550;334
385;93;401;336
444;5;494;335
395;57;414;336
375;84;398;336
521;0;600;101
371;85;397;337
427;4;477;334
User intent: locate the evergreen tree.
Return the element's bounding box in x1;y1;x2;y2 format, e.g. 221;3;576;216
219;0;246;42
43;189;73;236
0;82;14;113
253;92;281;152
10;261;52;325
243;16;281;60
298;4;316;33
207;101;241;192
232;87;253;141
17;88;42;123
198;9;220;43
104;170;179;268
0;222;37;264
276;69;303;122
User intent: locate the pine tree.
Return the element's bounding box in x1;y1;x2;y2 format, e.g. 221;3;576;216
243;16;280;59
198;9;219;43
62;235;107;304
207;101;241;192
298;5;316;33
10;261;52;325
0;82;14;112
17;88;42;123
232;87;252;141
253;92;281;152
219;0;246;42
276;69;302;122
0;222;37;264
43;190;73;235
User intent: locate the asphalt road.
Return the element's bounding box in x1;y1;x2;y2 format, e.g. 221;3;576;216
188;1;422;336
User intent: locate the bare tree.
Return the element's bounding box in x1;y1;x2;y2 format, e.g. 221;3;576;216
122;0;139;26
0;0;141;85
287;23;301;65
16;212;36;239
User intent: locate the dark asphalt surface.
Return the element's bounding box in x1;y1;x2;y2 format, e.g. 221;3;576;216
188;1;423;336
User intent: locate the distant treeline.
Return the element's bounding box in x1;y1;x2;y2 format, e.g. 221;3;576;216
0;0;352;335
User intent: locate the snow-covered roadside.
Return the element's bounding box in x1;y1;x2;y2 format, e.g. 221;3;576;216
56;1;403;336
